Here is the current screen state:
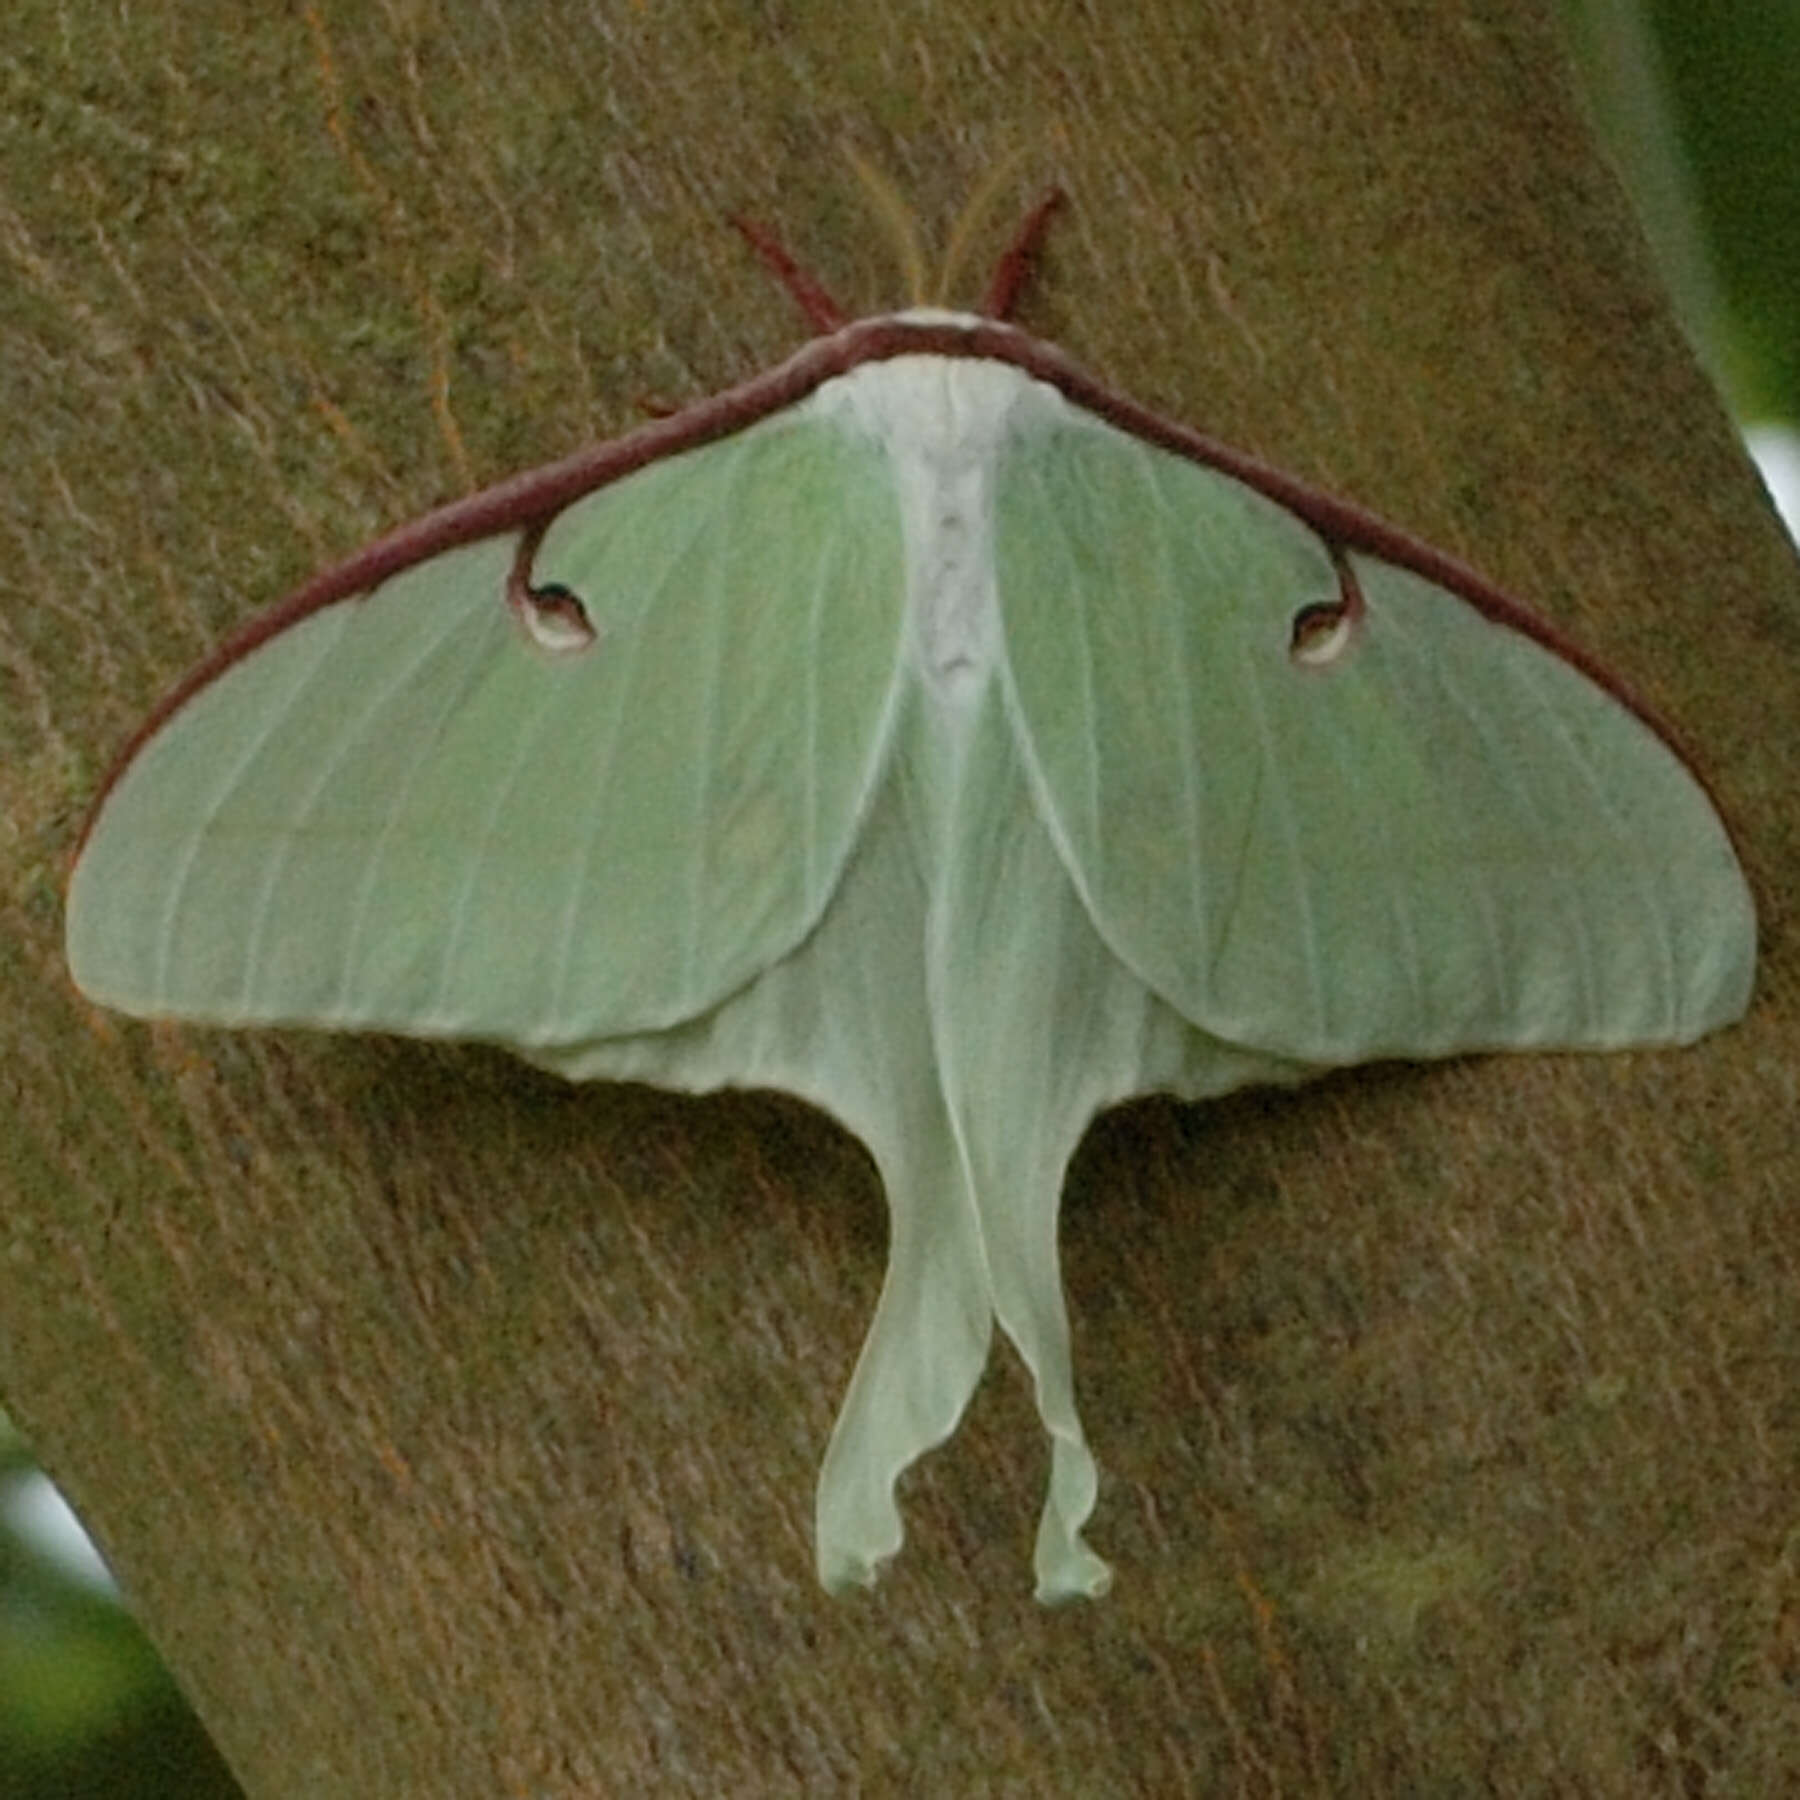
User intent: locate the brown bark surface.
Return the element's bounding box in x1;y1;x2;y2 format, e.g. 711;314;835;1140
3;1;1796;1792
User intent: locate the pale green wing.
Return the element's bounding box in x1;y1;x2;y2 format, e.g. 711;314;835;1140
67;409;906;1047
994;408;1756;1067
920;685;1307;1601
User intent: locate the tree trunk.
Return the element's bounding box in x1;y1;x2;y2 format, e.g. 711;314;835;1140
4;0;1796;1791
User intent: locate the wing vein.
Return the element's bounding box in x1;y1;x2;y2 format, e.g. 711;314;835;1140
546;458;725;1031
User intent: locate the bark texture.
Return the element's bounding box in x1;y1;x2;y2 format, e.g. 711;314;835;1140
3;1;1796;1792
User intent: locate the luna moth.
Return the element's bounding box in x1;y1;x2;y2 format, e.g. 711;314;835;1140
64;188;1755;1603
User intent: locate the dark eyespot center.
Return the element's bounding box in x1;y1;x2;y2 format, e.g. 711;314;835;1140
517;583;597;655
1289;601;1354;667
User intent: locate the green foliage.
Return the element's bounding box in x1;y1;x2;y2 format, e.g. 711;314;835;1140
0;1425;240;1797
1562;0;1800;421
1650;2;1800;420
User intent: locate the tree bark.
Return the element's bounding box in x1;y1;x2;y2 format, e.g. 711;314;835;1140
3;0;1796;1792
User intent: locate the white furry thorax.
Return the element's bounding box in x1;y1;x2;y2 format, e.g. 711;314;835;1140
807;333;1064;709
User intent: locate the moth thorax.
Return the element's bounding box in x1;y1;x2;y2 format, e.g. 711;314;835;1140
906;457;1001;706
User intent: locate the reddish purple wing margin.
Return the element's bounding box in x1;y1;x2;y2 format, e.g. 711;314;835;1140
75;248;1730;863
